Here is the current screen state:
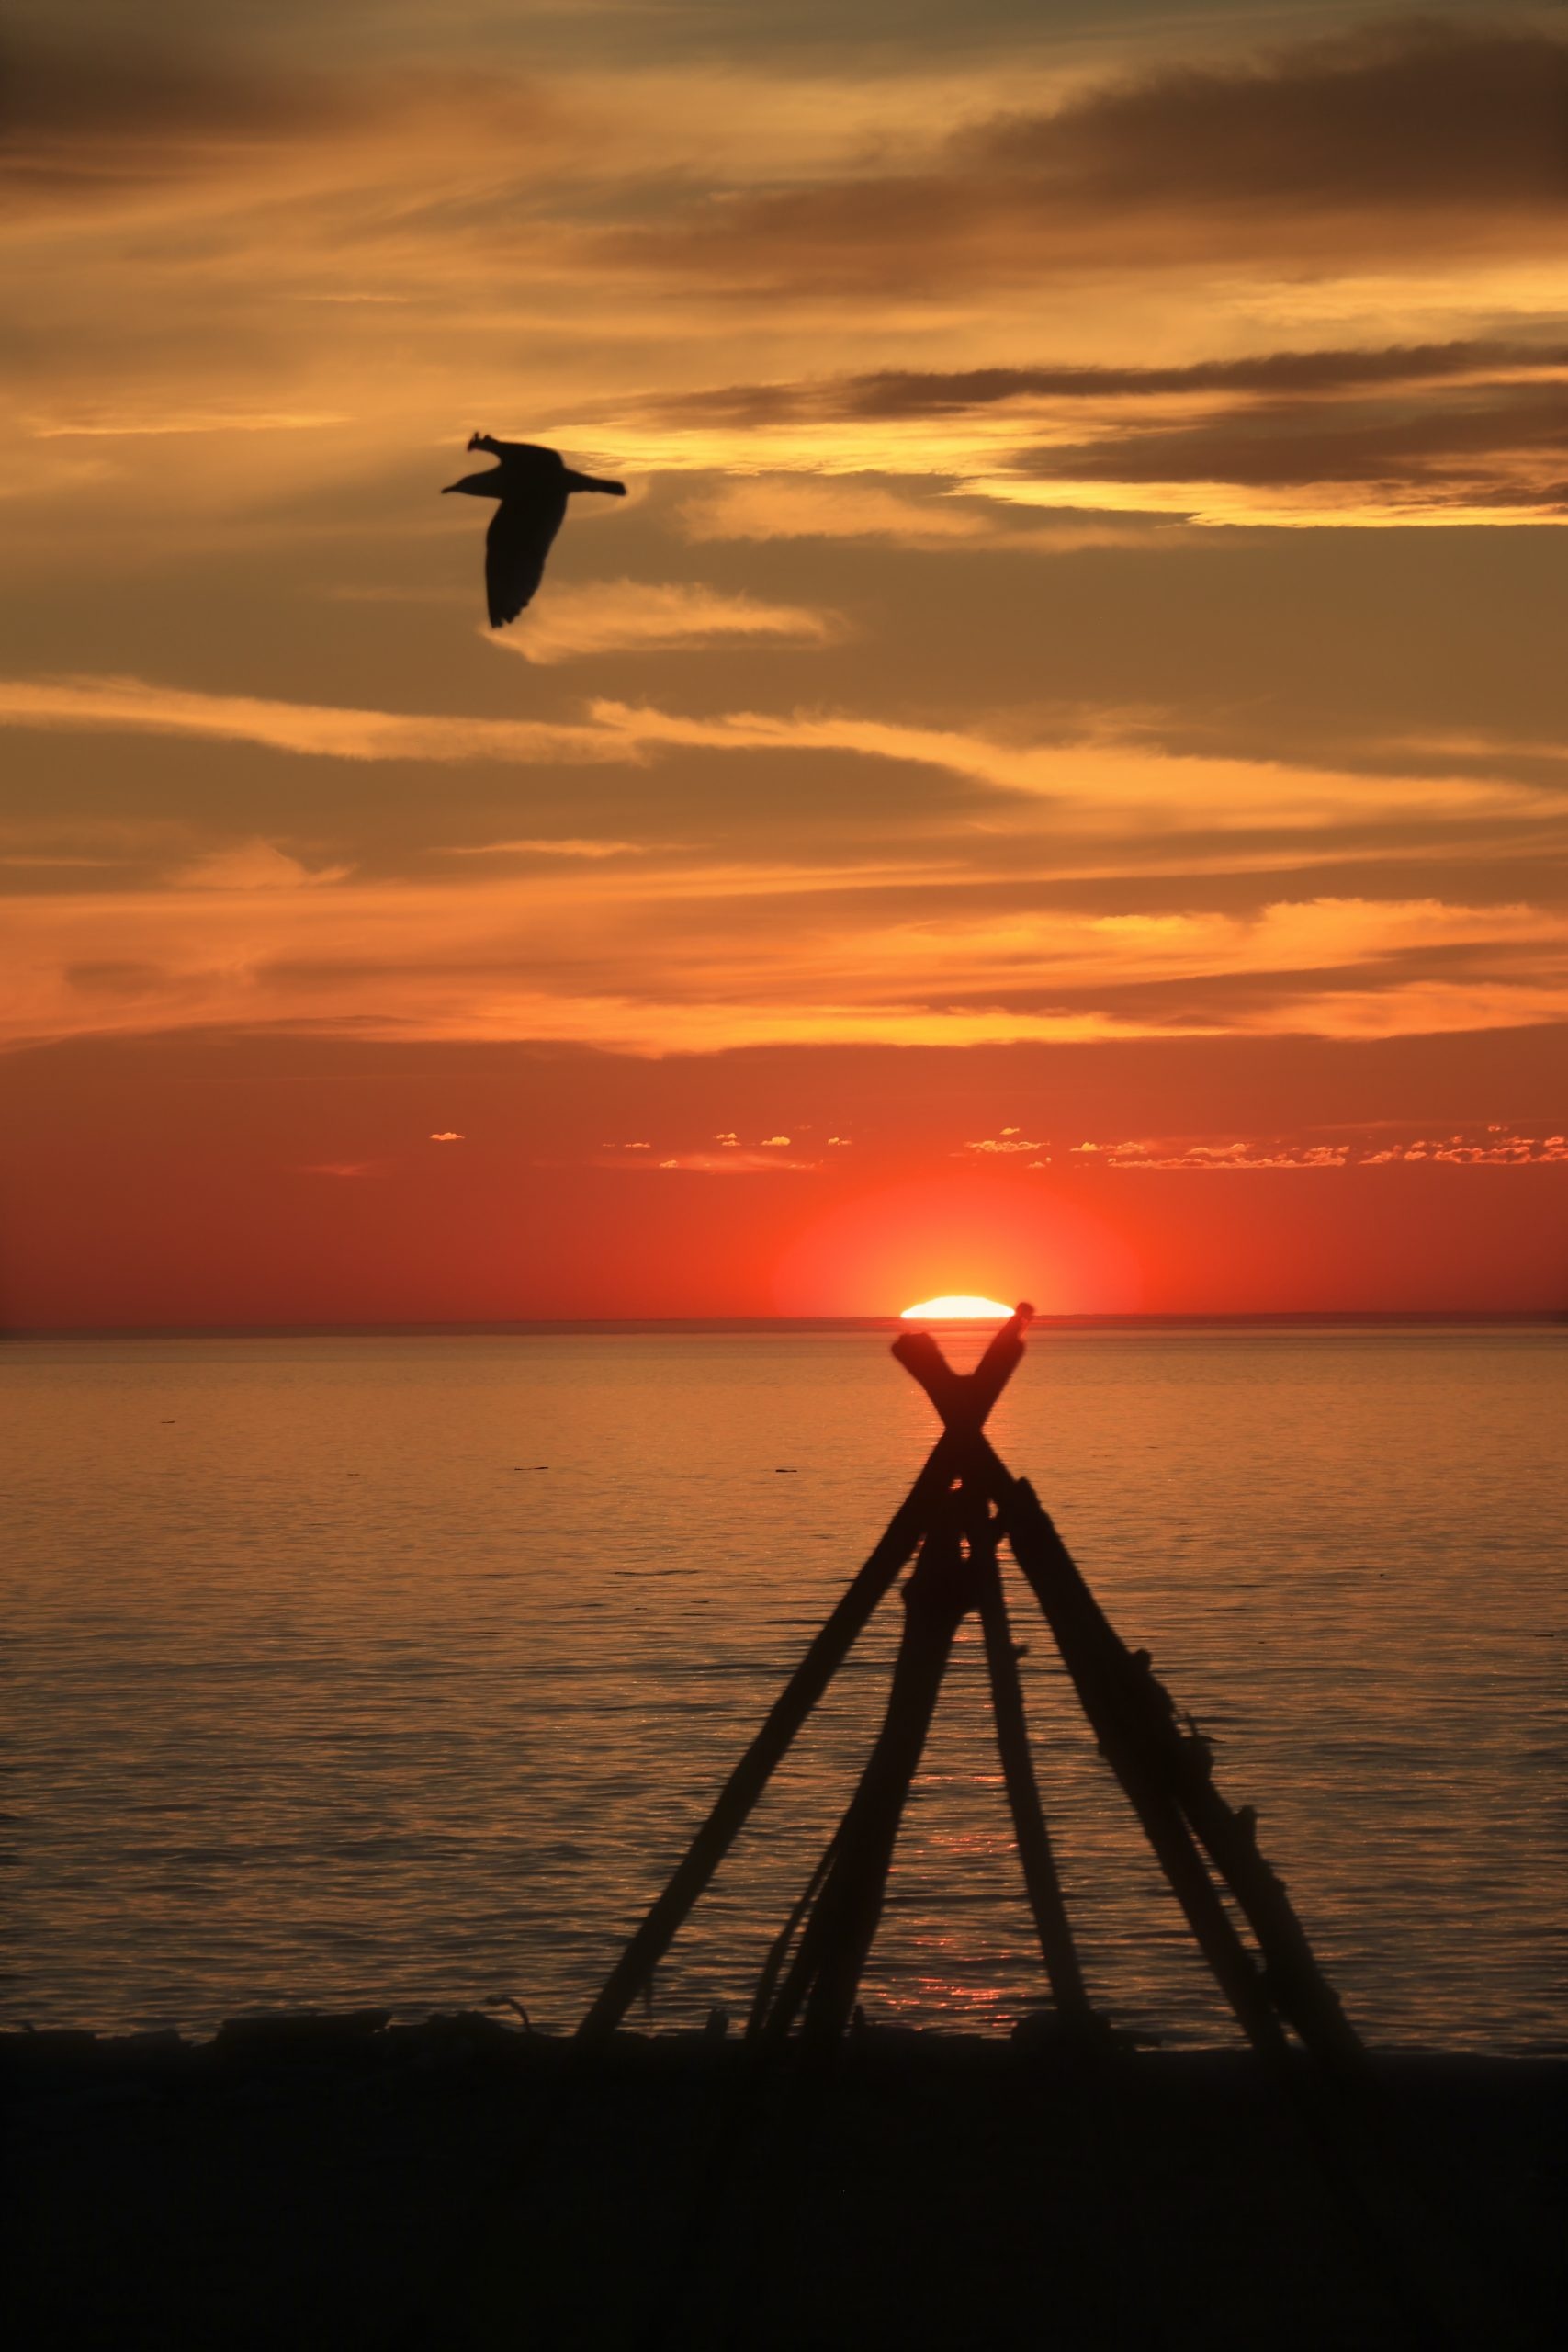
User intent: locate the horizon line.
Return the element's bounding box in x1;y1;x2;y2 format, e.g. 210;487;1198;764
4;1308;1564;1343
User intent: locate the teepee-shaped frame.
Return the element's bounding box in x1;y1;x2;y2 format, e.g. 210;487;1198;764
579;1306;1361;2067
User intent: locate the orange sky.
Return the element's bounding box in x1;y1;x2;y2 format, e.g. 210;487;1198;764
3;5;1565;1323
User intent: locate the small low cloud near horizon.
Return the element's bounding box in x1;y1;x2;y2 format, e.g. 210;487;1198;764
3;3;1564;1320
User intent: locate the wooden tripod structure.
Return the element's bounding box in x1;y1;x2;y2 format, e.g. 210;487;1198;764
579;1306;1362;2070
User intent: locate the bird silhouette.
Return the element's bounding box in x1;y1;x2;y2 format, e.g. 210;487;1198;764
442;435;626;627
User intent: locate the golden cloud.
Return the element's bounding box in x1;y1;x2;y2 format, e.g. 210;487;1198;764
495;578;837;662
6;674;1567;879
675;474;1179;547
6;861;1566;1058
0;675;637;767
636;340;1568;528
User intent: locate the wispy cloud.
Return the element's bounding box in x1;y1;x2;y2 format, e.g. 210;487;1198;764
998;380;1568;526
651;342;1568;429
1070;1125;1568;1170
642;339;1568;526
677;474;1179;546
437;838;662;860
1072;1138;1353;1170
175;840;352;890
585;699;1568;834
2;27;572;225
28;412;352;438
6;864;1566;1057
496;578;837;662
15;673;1562;842
628;1148;819;1172
1362;1131;1568;1166
612;23;1568;293
0;675;637;767
678;477;1005;545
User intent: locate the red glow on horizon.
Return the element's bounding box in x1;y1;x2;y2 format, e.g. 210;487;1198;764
5;1035;1565;1328
771;1175;1142;1318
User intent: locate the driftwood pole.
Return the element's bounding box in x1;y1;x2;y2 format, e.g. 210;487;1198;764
975;1545;1092;2025
990;1464;1361;2071
763;1510;978;2047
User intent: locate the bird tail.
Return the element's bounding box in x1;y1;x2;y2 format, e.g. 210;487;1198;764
564;470;626;496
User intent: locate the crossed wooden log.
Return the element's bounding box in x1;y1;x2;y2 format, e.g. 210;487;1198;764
579;1306;1362;2069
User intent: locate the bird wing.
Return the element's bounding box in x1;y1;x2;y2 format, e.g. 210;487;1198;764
484;490;567;627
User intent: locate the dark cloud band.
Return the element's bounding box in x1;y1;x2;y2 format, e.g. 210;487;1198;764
612;21;1568;288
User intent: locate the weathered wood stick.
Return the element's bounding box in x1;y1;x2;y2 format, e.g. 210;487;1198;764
765;1517;976;2048
577;1429;968;2043
745;1825;840;2040
993;1464;1361;2069
992;1468;1292;2059
976;1554;1093;2024
1145;1702;1363;2065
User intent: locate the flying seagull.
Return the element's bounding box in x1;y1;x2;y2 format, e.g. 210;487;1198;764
442;435;626;628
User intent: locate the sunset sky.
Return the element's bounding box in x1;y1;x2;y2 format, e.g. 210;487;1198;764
4;2;1565;1323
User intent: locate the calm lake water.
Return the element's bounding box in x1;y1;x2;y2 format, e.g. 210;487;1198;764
4;1324;1564;2050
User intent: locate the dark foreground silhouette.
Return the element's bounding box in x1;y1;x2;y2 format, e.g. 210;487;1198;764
5;2020;1563;2350
442;435;626;626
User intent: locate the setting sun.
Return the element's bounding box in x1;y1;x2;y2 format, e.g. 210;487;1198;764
899;1295;1015;1321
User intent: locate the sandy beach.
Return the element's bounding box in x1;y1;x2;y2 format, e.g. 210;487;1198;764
6;2015;1563;2349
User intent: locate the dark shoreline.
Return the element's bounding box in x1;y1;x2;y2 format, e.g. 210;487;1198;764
6;2016;1563;2349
